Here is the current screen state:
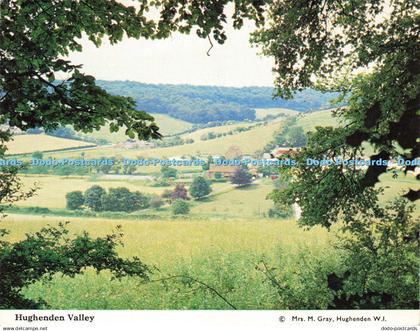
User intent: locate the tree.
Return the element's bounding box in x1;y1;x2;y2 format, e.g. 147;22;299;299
286;126;307;147
129;191;151;211
326;199;418;309
202;155;213;171
189;177;212;199
65;191;84;210
84;185;106;211
0;223;150;308
1;1;161;141
171;199;190;216
251;0;418;202
171;184;189;201
99;187;149;212
160;166;177;179
101;187;130;212
230;168;253;187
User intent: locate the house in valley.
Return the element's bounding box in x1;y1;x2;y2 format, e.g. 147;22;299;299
206;164;239;179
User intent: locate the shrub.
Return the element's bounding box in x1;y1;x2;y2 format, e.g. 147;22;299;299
130;191;151;211
172;199;190;215
65;191;84;210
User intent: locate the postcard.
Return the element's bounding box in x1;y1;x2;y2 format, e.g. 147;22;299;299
0;1;418;330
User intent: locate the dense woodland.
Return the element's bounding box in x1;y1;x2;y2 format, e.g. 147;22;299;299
97;81;337;123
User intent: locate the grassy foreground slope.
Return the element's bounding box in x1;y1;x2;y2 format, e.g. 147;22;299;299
1;215;335;309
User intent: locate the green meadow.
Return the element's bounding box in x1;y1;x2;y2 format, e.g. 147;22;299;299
1;215;337;309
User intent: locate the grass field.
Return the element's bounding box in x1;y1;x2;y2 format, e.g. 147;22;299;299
5;134;96;155
191;182;274;219
1;215;337;309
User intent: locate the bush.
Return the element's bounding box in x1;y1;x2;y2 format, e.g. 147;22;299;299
151;178;171;187
172;199;190;215
65;191;84;210
161;166;177;179
267;205;293;219
171;184;189;201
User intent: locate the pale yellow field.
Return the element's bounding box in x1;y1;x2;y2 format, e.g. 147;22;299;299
6;134;96;155
1;215;332;266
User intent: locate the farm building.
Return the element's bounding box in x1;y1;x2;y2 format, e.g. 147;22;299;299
207;164;239;179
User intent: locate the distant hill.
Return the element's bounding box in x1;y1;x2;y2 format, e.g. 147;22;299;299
97;81;338;124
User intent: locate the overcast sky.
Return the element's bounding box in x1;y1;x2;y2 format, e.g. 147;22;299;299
67;21;276;87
